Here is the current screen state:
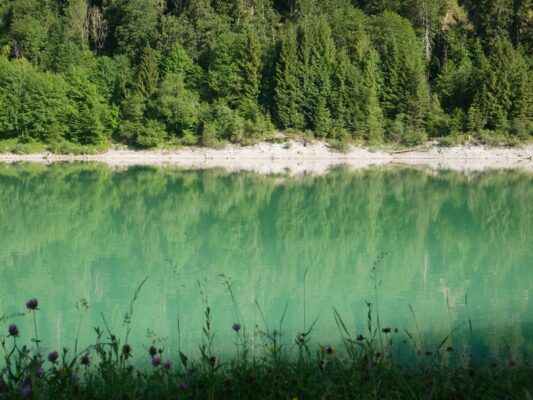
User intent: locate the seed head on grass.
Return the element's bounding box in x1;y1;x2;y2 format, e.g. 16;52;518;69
232;323;241;332
356;334;365;342
148;346;157;357
26;298;38;310
8;324;19;337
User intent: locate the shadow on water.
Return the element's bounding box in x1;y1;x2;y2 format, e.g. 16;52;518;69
0;163;532;364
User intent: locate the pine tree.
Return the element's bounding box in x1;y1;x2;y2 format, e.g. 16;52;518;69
471;38;531;131
274;24;305;130
370;11;430;130
237;26;263;104
299;16;336;137
137;46;160;98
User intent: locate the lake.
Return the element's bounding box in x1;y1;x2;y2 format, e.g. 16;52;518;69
0;163;532;365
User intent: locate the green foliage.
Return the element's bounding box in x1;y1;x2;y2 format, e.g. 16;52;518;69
63;67;117;145
163;42;194;79
370;11;430;131
118;119;167;148
136;46;160;98
0;0;531;148
149;74;200;138
0;57;70;142
110;0;162;61
470;38;531;132
274;24;305;130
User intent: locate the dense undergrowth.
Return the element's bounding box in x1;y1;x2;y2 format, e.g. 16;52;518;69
1;278;532;399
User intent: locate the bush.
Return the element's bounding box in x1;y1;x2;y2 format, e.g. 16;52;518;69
118;120;167;148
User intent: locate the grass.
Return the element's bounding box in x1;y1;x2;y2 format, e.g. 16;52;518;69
1;274;532;400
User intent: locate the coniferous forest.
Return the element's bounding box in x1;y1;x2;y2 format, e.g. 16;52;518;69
0;0;531;150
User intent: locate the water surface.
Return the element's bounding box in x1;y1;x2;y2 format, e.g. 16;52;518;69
0;164;532;364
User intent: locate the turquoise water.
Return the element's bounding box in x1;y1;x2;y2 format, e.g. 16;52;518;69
0;164;532;364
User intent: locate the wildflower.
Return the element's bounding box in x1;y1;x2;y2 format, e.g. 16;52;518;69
26;298;39;310
325;345;334;355
122;344;132;357
21;385;31;397
8;324;19;337
35;368;45;377
81;354;90;366
178;381;188;390
149;346;157;357
48;351;59;363
382;327;391;334
163;361;172;370
232;323;241;332
151;356;161;367
356;334;365;342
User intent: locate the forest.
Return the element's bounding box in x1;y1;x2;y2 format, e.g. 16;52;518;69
0;0;531;149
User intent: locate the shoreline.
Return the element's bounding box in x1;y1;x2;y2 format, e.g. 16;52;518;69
1;141;533;174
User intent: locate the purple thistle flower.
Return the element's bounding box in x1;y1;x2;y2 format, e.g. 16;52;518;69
26;298;38;310
232;323;241;332
48;351;59;363
151;356;161;367
178;381;188;390
163;361;172;370
8;324;19;337
81;354;90;366
21;385;31;397
356;334;365;342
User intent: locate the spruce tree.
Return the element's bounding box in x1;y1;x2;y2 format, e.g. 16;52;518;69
471;38;531;131
274;24;305;130
137;46;160;98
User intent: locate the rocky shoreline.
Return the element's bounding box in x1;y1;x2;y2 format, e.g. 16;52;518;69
1;141;533;174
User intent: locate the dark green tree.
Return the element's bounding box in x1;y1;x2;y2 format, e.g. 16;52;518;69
274;24;305;130
136;46;160;98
